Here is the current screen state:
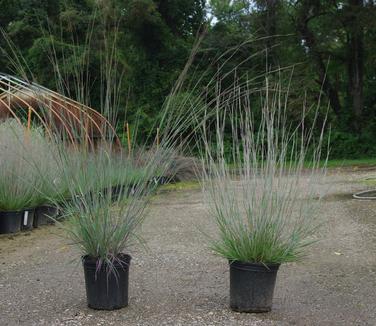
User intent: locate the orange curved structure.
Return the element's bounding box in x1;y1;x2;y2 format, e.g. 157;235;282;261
0;73;118;147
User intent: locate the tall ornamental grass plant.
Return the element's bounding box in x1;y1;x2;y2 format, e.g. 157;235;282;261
49;142;176;270
202;79;328;264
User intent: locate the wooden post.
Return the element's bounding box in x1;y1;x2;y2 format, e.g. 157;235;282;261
24;106;32;144
84;113;89;150
126;122;131;156
27;106;32;131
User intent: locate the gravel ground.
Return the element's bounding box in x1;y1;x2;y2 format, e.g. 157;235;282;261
1;169;376;326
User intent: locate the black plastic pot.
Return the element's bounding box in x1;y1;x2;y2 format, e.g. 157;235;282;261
20;208;34;231
82;254;131;310
0;210;22;234
229;261;280;313
33;205;58;227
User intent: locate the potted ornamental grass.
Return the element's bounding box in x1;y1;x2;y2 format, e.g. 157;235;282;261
0;159;36;233
29;134;65;227
106;154;149;200
201;82;327;313
50;144;170;310
0;120;48;233
61;149;149;203
32;175;64;227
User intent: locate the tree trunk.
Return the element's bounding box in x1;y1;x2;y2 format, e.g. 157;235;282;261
266;0;278;63
346;0;364;131
258;0;279;66
295;1;342;117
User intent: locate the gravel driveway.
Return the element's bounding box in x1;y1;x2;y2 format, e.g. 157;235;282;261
1;169;376;325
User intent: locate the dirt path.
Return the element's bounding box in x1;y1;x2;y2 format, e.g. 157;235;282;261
1;171;376;325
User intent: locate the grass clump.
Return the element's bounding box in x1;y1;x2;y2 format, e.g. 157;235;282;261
47;141;176;269
0;120;62;211
202;79;327;264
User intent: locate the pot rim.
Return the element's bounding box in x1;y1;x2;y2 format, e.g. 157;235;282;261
0;209;26;214
82;253;132;268
36;204;58;210
229;260;280;272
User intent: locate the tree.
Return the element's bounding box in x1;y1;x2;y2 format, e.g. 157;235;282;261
295;0;342;118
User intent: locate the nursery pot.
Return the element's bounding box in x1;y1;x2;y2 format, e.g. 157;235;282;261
0;210;23;234
229;260;280;313
82;254;131;310
33;205;58;227
20;208;34;231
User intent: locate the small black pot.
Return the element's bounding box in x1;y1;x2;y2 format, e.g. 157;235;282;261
20;208;34;231
33;205;59;227
229;260;280;313
0;210;23;234
82;254;131;310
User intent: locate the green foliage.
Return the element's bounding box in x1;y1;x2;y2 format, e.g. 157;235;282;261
323;130;376;159
1;0;376;158
325;158;376;169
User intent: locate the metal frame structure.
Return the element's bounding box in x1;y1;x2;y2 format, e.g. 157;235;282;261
0;73;118;147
